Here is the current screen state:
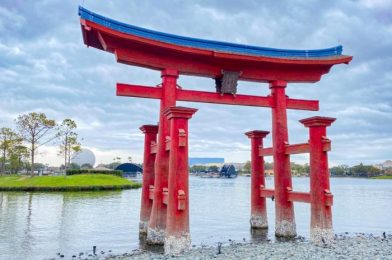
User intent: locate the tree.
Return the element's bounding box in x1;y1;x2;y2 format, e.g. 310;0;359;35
0;127;23;175
190;165;207;173
15;112;56;176
81;163;93;169
350;163;381;177
68;163;81;170
207;165;219;173
264;162;273;170
8;145;29;174
105;162;121;170
32;163;46;174
330;165;347;176
243;161;251;173
58;119;81;172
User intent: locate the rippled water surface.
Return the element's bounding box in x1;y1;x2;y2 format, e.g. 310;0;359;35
1;177;391;259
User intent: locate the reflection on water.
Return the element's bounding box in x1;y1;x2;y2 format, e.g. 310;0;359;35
0;177;391;259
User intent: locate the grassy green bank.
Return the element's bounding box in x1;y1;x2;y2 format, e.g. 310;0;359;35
372;175;392;179
0;174;141;191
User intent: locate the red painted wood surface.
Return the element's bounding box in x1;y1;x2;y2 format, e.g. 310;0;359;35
117;83;319;111
259;185;275;198
300;117;336;235
150;141;157;154
164;106;197;239
117;84;162;99
139;125;158;231
285;143;310;155
322;139;332;152
258;141;329;157
149;185;155;200
287;189;311;203
176;89;272;108
270;80;296;237
259;147;273;157
245;130;270;228
147;69;178;244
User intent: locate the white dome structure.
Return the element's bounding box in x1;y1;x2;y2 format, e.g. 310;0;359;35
71;148;96;167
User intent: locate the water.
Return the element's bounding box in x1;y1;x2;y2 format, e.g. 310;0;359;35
0;177;391;259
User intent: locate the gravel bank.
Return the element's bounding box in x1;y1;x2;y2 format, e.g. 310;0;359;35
106;233;392;260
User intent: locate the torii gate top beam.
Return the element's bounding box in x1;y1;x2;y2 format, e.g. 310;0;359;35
79;6;352;83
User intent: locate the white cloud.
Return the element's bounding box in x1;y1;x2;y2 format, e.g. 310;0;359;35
359;0;392;8
0;6;25;32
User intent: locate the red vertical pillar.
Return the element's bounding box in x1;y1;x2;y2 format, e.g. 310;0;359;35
300;116;335;244
270;80;296;237
139;125;159;234
245;130;270;229
147;69;178;245
164;106;197;255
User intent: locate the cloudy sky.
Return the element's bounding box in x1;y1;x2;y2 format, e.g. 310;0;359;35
1;0;391;166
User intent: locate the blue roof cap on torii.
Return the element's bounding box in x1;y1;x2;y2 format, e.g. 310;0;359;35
78;6;343;59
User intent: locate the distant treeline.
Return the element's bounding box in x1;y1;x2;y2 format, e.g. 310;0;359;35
330;163;390;177
190;162;391;178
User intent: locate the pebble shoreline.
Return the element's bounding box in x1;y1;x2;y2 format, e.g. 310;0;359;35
103;233;392;260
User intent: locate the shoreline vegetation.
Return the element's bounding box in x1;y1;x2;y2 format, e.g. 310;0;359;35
0;174;141;191
372;175;392;179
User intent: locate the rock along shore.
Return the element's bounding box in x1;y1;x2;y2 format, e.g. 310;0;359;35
104;233;392;260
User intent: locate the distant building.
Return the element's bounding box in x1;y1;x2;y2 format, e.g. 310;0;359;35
71;148;96;167
227;162;245;171
219;164;237;178
189;157;224;166
375;160;392;170
383;160;392;168
115;163;143;177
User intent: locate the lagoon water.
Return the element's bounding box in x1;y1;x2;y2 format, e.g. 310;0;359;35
0;176;391;259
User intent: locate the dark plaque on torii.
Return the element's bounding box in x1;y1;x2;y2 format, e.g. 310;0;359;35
215;70;240;95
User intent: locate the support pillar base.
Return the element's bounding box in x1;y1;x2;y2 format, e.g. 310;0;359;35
311;227;334;245
250;215;268;229
275;220;296;237
139;221;148;234
164;233;191;255
146;227;165;245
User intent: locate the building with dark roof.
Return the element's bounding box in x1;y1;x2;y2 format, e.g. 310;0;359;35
115;163;143;177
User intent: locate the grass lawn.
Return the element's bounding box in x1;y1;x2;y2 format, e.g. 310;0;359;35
372;175;392;180
0;174;141;191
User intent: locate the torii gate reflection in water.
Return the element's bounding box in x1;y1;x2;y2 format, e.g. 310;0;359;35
79;6;352;255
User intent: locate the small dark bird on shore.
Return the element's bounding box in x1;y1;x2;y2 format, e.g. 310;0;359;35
217;242;222;254
322;237;328;247
383;232;386;239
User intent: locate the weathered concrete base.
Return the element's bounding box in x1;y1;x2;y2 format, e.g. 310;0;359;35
139;221;148;234
146;227;165;245
250;228;268;242
311;227;334;245
164;233;191;255
275;220;296;237
250;215;268;229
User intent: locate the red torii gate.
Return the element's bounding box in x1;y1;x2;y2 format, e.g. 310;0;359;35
79;7;352;255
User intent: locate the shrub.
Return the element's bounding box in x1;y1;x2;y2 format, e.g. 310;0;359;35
66;169;123;177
